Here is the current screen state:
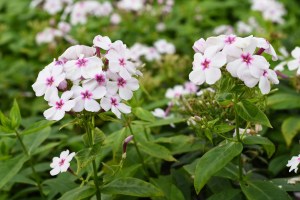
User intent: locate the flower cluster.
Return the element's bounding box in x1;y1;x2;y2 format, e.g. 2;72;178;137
130;39;176;64
32;35;142;120
251;0;286;24
117;0;174;13
275;47;300;75
189;35;279;94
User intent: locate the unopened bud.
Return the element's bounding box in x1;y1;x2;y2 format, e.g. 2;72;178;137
58;80;68;91
123;135;134;155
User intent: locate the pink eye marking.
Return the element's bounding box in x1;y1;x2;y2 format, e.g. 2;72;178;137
76;58;88;68
117;78;127;87
111;97;118;106
95;74;105;85
81;90;93;99
201;59;210;70
46;76;55;86
224;35;236;44
119;58;126;67
58;159;65;166
55;99;64;109
241;53;253;65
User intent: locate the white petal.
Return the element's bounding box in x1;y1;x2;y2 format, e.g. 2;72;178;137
118;103;131;114
65;152;76;162
61;91;73;101
287;60;299;71
92;86;107;99
210;52;227;68
259;77;271;94
44;107;56;120
189;70;205;85
100;97;111;111
106;82;118;95
205;68;221;85
50;167;60;176
291;47;300;58
60;162;70;172
85;99;100;112
226;59;242;77
119;68;132;80
52;110;65;121
63;100;76;111
60;150;69;159
72;98;84;112
32;83;47;97
111;106;121;118
119;87;133;100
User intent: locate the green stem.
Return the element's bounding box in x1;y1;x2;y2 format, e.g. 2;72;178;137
125;115;148;176
15;129;45;198
85;115;101;200
233;94;243;181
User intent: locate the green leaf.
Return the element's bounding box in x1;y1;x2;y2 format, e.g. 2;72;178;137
213;124;235;134
207;189;241;200
236;100;272;128
133;107;155;122
243;136;275;158
9;99;21;129
138;141;176;161
271;178;300;192
58;186;95;200
268;155;290;176
22;120;55;135
268;93;300;110
102;177;163;197
241;180;291;200
281;117;300;146
23;127;51;154
142;117;186;127
0;111;11;129
194;142;243;194
0;154;28;189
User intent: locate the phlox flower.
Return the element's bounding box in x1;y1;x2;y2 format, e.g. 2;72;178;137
189;51;226;85
83;72;107;94
106;41;136;80
152;108;167;118
93;35;112;50
287;47;300;75
165;85;188;99
106;73;139;100
50;149;75;176
100;94;131;118
154;39;175;54
44;91;76;121
32;65;65;101
43;0;63;15
59;45;96;61
71;83;105;112
64;55;103;81
287;154;300;173
258;69;279;94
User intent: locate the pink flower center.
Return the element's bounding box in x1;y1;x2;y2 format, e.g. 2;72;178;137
55;99;64;109
263;70;268;77
81;90;93;99
297;157;300;162
95;74;105;85
117;78;127;87
46;76;55;86
119;58;126;67
224;35;236;44
111;97;118;106
201;59;210;70
59;159;65;166
241;53;253;65
55;60;64;66
76;58;88;68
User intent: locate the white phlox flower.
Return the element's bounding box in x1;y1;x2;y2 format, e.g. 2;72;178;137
44;91;76;121
100;94;131;118
50;149;75;176
288;47;300;75
287;154;300;173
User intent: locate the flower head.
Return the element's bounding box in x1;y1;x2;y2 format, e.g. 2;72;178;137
287;154;300;173
50;149;75;176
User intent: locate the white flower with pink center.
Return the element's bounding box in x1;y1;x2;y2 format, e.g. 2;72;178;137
50;149;75;176
165;85;188;99
226;39;269;79
44;91;76;121
287;154;300;173
189;51;226;85
184;82;198;94
152;108;167;118
100;95;131;118
154;39;175;54
287;47;300;75
145;47;161;61
106;74;139;100
93;35;112;50
83;72;107;96
32;66;65;101
71;84;105;112
64;55;103;81
258;69;279;94
43;0;63;15
105;41;136;80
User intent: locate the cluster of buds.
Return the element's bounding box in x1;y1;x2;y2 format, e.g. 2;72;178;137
32;35;142;121
189;35;279;94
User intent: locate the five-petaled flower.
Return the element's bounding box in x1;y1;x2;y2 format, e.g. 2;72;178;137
50;149;75;176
